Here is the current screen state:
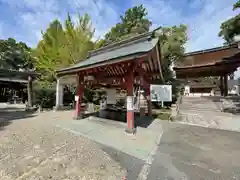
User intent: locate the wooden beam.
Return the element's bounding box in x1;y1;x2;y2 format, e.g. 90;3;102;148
0;77;28;83
57;55;148;77
152;45;164;81
88;83;125;89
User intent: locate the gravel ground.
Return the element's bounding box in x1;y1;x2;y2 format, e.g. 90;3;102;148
0;112;126;180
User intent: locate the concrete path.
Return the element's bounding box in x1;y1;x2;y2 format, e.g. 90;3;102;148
147;123;240;180
53;116;163;161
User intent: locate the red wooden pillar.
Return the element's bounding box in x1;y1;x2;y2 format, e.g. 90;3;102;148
125;69;136;134
74;74;84;119
146;84;152;116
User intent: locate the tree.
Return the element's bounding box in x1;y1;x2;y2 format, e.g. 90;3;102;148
34;13;96;83
219;1;240;43
35;20;65;77
103;5;152;45
156;25;188;82
0;38;34;70
64;13;95;63
233;0;240;10
101;5;187;83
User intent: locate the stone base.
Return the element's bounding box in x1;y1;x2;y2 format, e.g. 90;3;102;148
25;106;38;112
53;105;67;111
125;127;136;135
73;114;83;120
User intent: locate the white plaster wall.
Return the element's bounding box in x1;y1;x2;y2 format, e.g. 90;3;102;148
184;86;190;96
188;93;211;97
106;89;117;105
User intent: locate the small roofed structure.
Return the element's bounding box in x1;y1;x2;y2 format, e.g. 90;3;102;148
0;69;39;108
174;43;240;96
183;82;218;97
56;28;163;134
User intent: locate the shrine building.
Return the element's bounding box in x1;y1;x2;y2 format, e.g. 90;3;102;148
174;43;240;97
55;28;163;134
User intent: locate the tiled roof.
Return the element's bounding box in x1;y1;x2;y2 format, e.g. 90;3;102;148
57;29;160;73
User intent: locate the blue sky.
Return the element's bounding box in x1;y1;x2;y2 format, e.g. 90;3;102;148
0;0;239;76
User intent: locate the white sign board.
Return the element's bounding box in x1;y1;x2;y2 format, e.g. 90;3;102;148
126;96;133;111
75;96;79;101
150;84;172;102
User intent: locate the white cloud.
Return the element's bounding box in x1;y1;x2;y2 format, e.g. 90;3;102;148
66;0;119;40
133;0;238;52
0;0;61;46
0;0;239;52
185;0;238;52
0;0;119;46
1;0;238;51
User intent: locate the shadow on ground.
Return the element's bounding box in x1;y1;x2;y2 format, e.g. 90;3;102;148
83;110;157;128
100;144;144;179
0;107;37;131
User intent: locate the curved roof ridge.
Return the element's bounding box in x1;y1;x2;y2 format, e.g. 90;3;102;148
185;43;238;56
89;27;161;57
89;32;153;57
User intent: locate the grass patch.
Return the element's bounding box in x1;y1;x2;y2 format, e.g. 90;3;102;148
159;108;171;112
156;112;171;120
153;108;172;120
94;105;100;111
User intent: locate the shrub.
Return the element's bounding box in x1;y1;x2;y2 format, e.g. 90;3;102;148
63;87;74;106
116;98;125;107
34;87;56;109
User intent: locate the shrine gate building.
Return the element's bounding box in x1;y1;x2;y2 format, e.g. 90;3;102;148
174;43;240;96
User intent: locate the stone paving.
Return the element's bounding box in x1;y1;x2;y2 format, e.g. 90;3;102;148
0;107;126;180
176;96;240;131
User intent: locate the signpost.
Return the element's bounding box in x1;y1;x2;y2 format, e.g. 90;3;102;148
150;85;172;106
126;96;133;111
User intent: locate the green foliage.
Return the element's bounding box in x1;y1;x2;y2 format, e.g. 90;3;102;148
103;5;152;45
153;25;187;103
34;13;96;82
34;87;56;108
34;84;75;108
219;15;240;43
83;88;95;103
34;20;65;81
219;1;240;43
156;25;188;82
233;0;240;10
64;13;95;63
0;38;34;70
